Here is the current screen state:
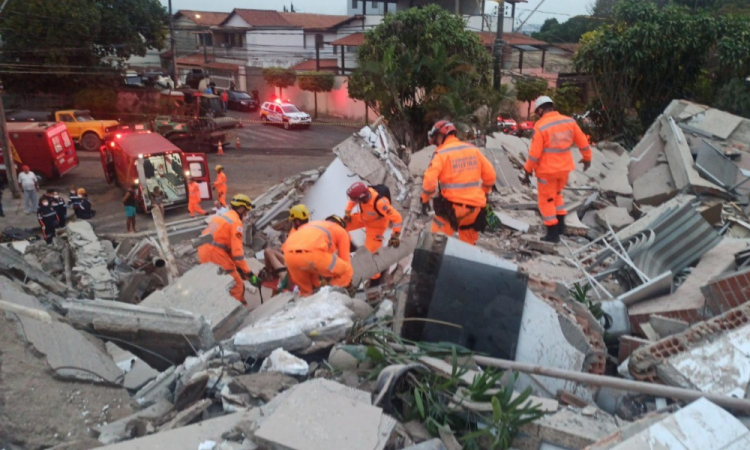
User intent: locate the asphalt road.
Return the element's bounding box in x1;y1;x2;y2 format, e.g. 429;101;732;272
0;117;356;236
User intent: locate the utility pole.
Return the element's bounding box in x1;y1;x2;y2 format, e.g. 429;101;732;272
0;0;18;198
168;0;177;85
492;1;506;91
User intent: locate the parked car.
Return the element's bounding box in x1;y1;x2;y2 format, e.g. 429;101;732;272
260;100;311;130
226;91;258;112
497;116;519;136
8;109;119;152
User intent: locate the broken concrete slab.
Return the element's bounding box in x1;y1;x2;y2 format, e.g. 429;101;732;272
1;276;124;384
685;108;744;140
233;288;356;358
140;263;247;341
595;207;634;231
494;211;531;233
232;372;298;403
0;245;73;298
599;152;633;197
525;408;619;449
483;146;522;190
253;379;396;450
485;132;528;167
351;234;418;282
159;398;213;432
67;220;119;300
62;298;215;369
632;164;677;206
260;348;309;377
593;398;750;449
134;366;179;407
649;315;689;338
628;119;667;185
408;145;436;176
661;116;726;196
94;398;174;445
97;409;261;449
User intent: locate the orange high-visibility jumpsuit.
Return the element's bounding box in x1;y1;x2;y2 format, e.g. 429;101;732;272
524;111;591;226
421;135;496;245
188;181;207;217
282;220;353;297
345;187;403;253
214;171;227;207
198;209;249;302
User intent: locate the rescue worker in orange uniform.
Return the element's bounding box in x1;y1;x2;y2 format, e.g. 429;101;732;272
212;165;228;207
522;96;592;243
282;215;353;297
344;182;403;265
421;120;496;245
198;194;260;303
187;175;209;217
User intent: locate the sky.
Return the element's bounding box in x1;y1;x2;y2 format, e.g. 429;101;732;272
158;0;592;27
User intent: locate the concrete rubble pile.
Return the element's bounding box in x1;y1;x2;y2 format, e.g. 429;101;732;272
8;104;750;449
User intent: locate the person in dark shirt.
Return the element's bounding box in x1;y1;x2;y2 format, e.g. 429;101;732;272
123;184;138;232
75;188;95;220
51;190;67;227
37;197;59;244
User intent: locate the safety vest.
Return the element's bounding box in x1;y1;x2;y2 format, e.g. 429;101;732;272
421;136;496;207
188;182;201;202
199;209;250;273
282;220;351;263
345;188;403;232
214;172;227;191
524;111;592;175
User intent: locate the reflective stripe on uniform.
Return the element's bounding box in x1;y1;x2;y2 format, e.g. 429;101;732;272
528;155;539;162
392;222;402;228
41;212;56;218
437;144;476;155
539;118;575;131
556;205;566;211
422;188;435;195
581;146;591;152
543;148;571;154
233;255;245;261
328;253;338;271
537;178;548;184
209;241;231;252
433;216;445;226
440;180;482;189
310;225;333;250
543;215;557;222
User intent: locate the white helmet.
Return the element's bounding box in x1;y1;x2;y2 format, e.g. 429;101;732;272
534;96;554;111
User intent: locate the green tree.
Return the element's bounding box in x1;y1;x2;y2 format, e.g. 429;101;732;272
297;71;335;119
551;85;585;117
714;78;750;119
575;0;750;143
0;0;168;93
514;77;548;119
262;67;297;98
532;16;603;43
348;4;495;147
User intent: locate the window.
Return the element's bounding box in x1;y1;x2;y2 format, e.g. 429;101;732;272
189;162;204;177
372;1;377;7
51;135;63;154
61;132;72;148
59;114;75;123
333;45;338;55
352;0;358;8
198;32;213;47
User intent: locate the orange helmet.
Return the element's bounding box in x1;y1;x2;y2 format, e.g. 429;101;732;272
428;120;457;145
346;182;371;202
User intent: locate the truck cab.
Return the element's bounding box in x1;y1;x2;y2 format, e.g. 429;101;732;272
56;110;119;152
101;131;211;212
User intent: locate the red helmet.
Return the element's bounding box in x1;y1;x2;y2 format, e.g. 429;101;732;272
347;182;371;202
428;120;457;145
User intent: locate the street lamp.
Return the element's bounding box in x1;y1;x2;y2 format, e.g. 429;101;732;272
195;14;209;64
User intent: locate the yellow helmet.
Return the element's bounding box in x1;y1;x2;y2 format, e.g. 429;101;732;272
289;204;310;221
215;165;223;171
230;194;253;209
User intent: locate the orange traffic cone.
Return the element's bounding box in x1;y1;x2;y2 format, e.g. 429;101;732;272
217;140;224;155
235;136;241;149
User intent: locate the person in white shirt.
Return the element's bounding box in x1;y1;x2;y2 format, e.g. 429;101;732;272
17;165;39;214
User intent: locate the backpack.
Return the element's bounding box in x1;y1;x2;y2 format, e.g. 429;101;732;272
369;184;391;218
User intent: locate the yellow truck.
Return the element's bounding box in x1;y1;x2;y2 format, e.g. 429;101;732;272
54;110;119;152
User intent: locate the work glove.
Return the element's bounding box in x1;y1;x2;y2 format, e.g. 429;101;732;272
344;211;352;224
420;201;431;216
388;231;401;248
521;171;532;186
580;159;591;172
240;270;261;288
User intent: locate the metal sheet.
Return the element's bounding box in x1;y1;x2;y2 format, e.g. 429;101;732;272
695;139;739;189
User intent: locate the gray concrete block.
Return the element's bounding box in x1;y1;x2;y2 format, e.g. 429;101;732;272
140;263;248;341
351;234;419;283
595;206;634;231
94;398;174;445
649;315;689;338
633;164;677;206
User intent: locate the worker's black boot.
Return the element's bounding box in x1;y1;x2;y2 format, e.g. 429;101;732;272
541;224;560;243
557;214;566;236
